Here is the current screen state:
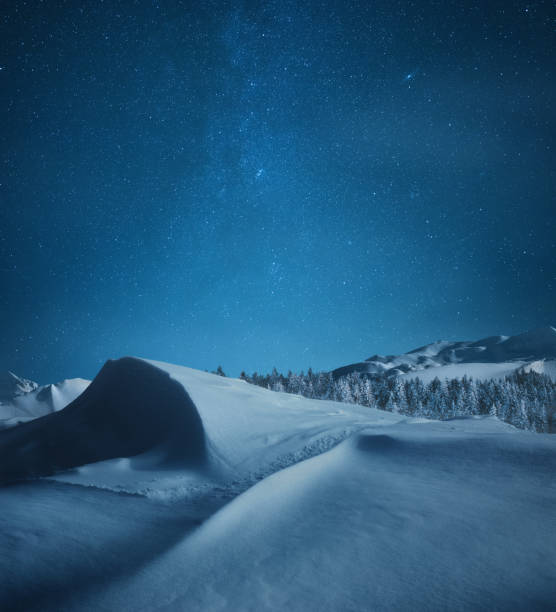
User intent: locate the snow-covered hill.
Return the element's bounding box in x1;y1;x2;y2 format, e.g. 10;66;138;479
0;356;555;610
0;374;89;426
333;326;556;381
0;357;401;488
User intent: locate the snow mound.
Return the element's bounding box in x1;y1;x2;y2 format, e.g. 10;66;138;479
50;358;405;495
143;359;411;474
0;356;408;493
0;357;206;484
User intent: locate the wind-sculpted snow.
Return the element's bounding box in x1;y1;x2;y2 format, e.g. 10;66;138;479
0;357;206;483
1;358;554;611
47;359;403;496
9;419;550;612
0;357;397;491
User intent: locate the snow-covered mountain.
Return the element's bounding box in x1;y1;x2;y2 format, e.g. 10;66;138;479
0;371;38;403
333;326;556;381
0;356;555;610
0;374;89;426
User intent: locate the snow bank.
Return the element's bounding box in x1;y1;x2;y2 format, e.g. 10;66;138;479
0;357;206;483
0;357;554;611
49;358;405;495
145;359;404;474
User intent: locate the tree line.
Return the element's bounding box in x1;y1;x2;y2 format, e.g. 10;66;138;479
220;367;555;433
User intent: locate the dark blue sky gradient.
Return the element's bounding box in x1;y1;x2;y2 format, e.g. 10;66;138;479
1;1;555;383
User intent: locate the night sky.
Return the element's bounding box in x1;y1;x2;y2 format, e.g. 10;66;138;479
1;1;555;383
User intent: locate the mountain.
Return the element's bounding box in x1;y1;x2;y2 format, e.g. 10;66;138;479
0;376;90;426
333;326;556;381
0;371;38;403
0;357;555;611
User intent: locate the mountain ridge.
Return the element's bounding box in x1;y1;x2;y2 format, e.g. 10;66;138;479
333;326;556;379
0;372;38;404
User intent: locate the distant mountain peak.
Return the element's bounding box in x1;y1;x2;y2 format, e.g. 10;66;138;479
0;372;38;403
334;326;556;380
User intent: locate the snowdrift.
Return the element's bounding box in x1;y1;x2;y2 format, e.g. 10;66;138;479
0;357;206;483
100;425;554;612
0;357;402;491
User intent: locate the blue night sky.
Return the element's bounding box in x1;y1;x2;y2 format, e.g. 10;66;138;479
1;1;555;383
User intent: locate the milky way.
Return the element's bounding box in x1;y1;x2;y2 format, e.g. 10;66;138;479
1;1;554;382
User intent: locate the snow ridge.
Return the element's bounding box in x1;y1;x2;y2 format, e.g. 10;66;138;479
0;357;206;484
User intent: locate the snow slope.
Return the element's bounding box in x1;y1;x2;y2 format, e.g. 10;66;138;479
519;359;556;380
334;326;556;381
399;361;527;383
73;422;556;612
49;357;404;495
0;358;555;611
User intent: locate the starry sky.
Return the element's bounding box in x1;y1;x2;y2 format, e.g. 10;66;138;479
1;1;555;383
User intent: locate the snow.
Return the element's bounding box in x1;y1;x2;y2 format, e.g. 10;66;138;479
0;358;206;484
0;377;90;424
83;422;554;612
0;357;555;611
50;358;404;496
399;361;527;383
519;359;556;380
335;326;556;381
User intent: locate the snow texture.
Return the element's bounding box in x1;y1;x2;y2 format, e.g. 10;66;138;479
0;358;205;483
0;357;555;611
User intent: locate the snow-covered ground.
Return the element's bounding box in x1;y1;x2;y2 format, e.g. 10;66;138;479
399;361;527;382
1;358;555;611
